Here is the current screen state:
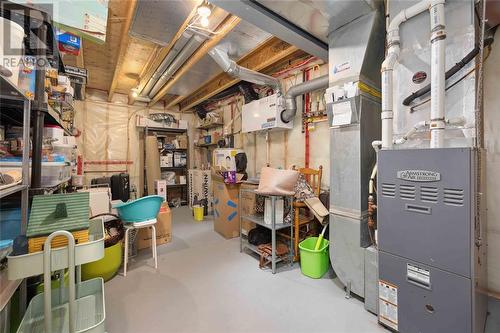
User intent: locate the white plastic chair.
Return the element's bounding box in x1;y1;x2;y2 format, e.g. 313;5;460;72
123;218;158;276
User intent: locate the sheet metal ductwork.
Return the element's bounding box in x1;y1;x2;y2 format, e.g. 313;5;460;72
208;47;282;92
326;5;385;312
141;32;193;97
148;34;206;98
281;75;329;123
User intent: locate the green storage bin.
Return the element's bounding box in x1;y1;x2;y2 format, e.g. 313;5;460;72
82;241;122;282
298;237;330;279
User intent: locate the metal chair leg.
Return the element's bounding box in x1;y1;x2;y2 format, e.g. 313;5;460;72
123;227;130;277
151;225;158;269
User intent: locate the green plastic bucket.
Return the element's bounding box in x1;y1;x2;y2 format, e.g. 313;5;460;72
298;237;330;279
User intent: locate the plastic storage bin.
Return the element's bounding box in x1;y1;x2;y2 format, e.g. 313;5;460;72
81;242;122;282
0;161;71;187
298;237;330;279
52;142;75;163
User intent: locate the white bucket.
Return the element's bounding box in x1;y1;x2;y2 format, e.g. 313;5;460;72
0;17;25;86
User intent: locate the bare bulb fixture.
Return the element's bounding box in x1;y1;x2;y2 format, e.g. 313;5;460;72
200;16;209;27
197;5;211;18
131;90;138;98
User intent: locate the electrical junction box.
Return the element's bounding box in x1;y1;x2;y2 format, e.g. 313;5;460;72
377;148;487;333
241;93;293;133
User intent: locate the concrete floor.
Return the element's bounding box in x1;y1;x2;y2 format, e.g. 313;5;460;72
105;206;500;333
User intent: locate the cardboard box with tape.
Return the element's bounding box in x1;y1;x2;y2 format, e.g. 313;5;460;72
213;179;240;239
137;203;172;250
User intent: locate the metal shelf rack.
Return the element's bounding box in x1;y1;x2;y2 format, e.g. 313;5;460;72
143;126;189;206
0;75;31;313
239;189;294;274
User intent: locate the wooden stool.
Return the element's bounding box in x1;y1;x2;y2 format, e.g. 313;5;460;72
123;218;158;276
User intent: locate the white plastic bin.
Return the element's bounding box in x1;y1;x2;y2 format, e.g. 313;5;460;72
52;142;75;163
0;161;71;187
43;125;64;139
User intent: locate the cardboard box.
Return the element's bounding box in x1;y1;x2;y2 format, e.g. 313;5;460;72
188;169;212;209
146;136;161;195
213;179;240;239
137;203;172;250
240;182;258;236
176;135;188;149
154;180;167;201
160;154;173;167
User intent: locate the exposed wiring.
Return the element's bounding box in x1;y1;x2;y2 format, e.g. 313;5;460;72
272;56;318;78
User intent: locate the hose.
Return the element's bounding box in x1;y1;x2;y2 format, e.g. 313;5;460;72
402;36;494;106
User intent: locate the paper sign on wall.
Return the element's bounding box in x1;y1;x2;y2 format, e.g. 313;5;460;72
331;101;354;126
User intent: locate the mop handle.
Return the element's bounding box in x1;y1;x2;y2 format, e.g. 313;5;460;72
43;230;76;333
314;225;328;251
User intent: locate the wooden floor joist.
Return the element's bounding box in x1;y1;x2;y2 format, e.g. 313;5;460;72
107;0;137;102
172;37;300;111
148;15;241;107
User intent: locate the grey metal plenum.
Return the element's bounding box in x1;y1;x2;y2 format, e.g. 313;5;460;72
363;246;378;314
148;34;206;98
130;0;197;46
208;47;281;91
208;0;328;61
327;8;385;299
142;32;193;97
281;74;328;123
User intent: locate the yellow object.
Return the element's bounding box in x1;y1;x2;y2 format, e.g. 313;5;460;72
193;205;204;221
314;234;324;251
28;229;89;253
314;224;328;250
82;242;122;282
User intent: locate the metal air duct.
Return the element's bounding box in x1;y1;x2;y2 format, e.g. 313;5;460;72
142;32;193;97
208;47;282;92
281;75;329;123
148;34;206;98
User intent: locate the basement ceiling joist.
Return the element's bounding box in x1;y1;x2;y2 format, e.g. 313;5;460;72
173;37;301;111
108;0;137;101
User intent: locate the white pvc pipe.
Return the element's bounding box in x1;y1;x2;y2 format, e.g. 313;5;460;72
394;120;429;145
379;0;450;151
429;0;446;148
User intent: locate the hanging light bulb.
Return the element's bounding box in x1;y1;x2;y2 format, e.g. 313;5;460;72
200;16;209;27
197;5;211;18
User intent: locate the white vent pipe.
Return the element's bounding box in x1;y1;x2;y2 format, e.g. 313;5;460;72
429;1;446;148
380;0;446;149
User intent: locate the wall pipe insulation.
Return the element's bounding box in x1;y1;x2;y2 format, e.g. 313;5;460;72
380;0;446;149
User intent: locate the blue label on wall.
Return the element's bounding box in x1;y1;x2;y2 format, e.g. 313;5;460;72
227;200;237;208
